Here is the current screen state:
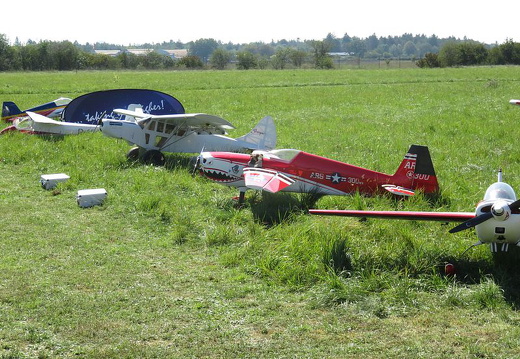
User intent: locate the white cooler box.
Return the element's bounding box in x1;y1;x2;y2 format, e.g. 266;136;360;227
77;188;107;208
40;173;70;190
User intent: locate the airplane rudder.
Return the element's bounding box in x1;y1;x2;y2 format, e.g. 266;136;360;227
393;145;438;192
409;144;439;193
237;115;276;150
412;145;436;176
2;101;22;119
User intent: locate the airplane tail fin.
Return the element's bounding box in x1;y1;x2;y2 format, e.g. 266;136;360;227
235;116;277;151
390;145;439;195
2;101;22;122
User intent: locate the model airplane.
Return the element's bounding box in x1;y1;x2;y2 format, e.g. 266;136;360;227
510;99;520;106
1;89;186;136
310;170;520;253
11;111;99;135
196;144;439;203
100;107;277;165
1;97;71;123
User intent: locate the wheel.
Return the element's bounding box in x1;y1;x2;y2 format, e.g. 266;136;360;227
142;150;165;166
126;146;140;161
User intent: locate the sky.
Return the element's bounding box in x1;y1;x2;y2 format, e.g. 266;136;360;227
1;1;517;46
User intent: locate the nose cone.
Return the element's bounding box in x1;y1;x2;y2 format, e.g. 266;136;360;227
198;152;244;184
200;152;214;168
100;119;122;138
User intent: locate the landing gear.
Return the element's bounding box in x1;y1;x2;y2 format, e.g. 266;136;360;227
125;147;166;166
126;146;140;161
142;149;166;166
238;191;246;204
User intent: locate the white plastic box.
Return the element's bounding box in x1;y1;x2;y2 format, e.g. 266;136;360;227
76;188;107;208
40;173;70;190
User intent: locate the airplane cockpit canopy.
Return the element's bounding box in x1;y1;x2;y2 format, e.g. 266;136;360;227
483;182;517;201
252;149;301;162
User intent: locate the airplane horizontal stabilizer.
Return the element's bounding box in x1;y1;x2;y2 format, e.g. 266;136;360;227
244;168;294;193
26;111;62;125
382;184;414;196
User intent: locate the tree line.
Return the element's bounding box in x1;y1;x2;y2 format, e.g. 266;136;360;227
1;33;519;71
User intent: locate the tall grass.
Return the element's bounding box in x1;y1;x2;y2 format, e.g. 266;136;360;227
2;67;520;357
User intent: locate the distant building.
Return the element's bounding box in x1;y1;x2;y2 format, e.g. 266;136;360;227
126;49;153;56
94;49;123;57
160;49;188;59
328;52;354;57
93;48;188;59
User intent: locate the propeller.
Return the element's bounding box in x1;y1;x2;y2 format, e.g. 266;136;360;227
449;198;520;233
191;147;205;176
96;111;107;130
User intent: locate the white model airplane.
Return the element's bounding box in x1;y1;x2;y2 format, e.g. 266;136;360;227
12;111;99;135
310;170;520;253
100;107;276;166
510;99;520;106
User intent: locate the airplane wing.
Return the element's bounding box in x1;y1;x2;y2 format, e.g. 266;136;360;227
113;109;235;130
309;209;475;222
26;111;63;125
243;168;295;193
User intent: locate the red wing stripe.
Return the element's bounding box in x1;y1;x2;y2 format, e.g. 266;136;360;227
309;209;475;222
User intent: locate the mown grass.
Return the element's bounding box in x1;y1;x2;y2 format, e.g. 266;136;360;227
1;67;520;357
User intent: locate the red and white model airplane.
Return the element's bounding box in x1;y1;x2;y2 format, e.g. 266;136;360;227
510;99;520;106
310;170;520;253
197;144;439;203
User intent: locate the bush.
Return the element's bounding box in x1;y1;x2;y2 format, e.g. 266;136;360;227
416;53;440;68
178;55;204;69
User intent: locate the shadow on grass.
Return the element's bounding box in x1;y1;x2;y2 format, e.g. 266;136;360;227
164;153;195;170
40;134;66;142
116;153;195;170
249;191;323;226
491;247;520;308
441;246;520;309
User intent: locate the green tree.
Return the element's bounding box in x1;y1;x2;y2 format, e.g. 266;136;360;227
494;40;520;64
438;41;489;67
236;51;258;70
403;41;418;57
0;34;13;70
142;51;165;69
416;53;440;68
310;40;333;69
288;48;307;68
345;37;366;57
179;55;204;68
325;33;341;52
271;47;291;69
52;41;80;70
189;38;219;63
209;48;231;69
117;51;140;69
438;42;459;67
457;42;488;65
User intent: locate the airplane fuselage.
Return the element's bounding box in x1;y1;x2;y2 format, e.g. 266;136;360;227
101;120;254;154
14;115;98;135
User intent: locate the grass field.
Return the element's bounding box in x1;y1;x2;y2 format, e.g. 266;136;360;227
1;67;520;358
